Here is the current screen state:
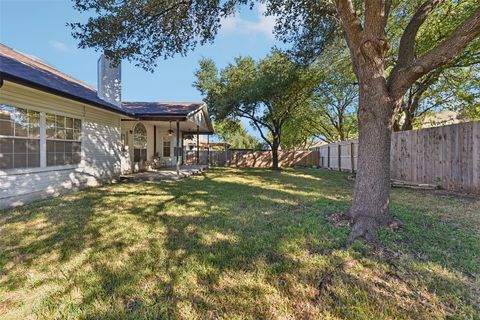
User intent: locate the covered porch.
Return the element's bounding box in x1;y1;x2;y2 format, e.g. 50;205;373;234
119;102;213;174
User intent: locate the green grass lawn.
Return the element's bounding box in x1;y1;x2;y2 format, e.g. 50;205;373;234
1;168;479;319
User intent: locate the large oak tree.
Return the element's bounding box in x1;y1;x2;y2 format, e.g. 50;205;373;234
71;0;480;242
194;52;318;169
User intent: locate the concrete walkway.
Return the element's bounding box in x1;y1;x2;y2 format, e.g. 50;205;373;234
120;165;208;182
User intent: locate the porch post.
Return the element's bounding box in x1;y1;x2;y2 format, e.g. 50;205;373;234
176;120;180;175
181;131;184;165
153;125;157;155
207;133;210;167
196;125;200;165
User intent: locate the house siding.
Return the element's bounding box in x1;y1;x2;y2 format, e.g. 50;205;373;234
0;81;124;209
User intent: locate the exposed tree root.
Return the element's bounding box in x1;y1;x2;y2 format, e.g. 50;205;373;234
337;208;403;244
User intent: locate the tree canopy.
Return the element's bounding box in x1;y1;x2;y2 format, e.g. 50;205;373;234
311;44;358;142
386;0;480;130
213;119;262;149
194;51;318;168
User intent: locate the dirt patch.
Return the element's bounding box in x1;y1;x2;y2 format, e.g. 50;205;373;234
325;211;351;227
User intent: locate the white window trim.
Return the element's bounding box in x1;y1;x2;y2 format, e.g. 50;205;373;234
0;106;41;172
1;107;84;175
132;122;147;162
0;164;81;176
44;111;83;168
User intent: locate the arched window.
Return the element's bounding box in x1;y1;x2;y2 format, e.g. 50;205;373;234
133;123;147;162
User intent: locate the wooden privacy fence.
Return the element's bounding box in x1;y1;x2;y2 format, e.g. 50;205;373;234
313;140;358;172
186;149;320;167
186;121;479;193
315;121;480;194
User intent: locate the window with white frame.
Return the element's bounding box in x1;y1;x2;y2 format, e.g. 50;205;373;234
0;105;40;169
133;123;147;162
0;104;82;170
46;113;82;166
163;139;171;157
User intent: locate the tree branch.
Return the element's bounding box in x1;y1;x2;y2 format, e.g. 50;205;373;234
365;0;390;37
235;108;274;133
388;6;480;100
383;0;393;29
395;0;444;69
335;0;364;53
251;118;273;148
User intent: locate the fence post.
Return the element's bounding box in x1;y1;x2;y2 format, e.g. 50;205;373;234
350;142;354;173
338;144;341;171
327;146;330;169
207;134;210;166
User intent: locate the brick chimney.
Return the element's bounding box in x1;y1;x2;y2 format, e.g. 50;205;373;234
97;54;121;106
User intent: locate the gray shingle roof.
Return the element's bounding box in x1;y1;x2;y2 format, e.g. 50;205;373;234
0;44;128;115
0;44;206;118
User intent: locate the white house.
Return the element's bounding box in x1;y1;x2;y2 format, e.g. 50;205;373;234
0;44;213;208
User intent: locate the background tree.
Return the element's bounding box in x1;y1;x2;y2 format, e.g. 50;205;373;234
386;0;480;130
71;0;480;242
281;47;359;146
213;119;262;149
279;108;317;151
311;45;358;142
394;62;480;130
194;52;318;169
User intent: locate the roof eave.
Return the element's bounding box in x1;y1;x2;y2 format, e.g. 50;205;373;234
127;115;188;121
202;104;214;132
186;103;214;132
0;72;134;118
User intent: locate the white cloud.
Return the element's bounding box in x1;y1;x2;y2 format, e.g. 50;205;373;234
220;4;276;39
50;40;70;52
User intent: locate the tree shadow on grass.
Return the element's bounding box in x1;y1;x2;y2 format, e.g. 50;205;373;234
1;169;354;318
1;168;479;319
0;190;110;290
380;201;480;275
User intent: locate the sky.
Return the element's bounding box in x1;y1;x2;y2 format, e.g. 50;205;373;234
0;0;286;137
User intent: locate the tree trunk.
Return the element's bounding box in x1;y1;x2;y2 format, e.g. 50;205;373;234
271;139;280;170
348;82;396;243
401;111;414;131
